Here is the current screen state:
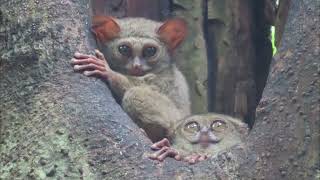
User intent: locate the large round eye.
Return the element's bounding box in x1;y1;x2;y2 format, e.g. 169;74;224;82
211;120;227;132
143;46;157;58
184;121;200;133
118;44;132;57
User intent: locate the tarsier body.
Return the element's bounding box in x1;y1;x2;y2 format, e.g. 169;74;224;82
149;113;248;164
71;16;190;141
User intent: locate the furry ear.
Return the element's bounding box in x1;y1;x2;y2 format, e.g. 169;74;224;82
157;19;187;50
91;16;120;43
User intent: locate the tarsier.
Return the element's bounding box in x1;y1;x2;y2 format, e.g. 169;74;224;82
71;16;191;142
71;16;248;164
149;113;248;164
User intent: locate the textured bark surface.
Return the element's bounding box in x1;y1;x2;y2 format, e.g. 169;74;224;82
0;0;150;179
275;0;291;48
0;0;319;179
246;0;320;178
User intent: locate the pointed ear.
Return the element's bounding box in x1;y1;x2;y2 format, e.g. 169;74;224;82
157;19;187;50
91;16;120;43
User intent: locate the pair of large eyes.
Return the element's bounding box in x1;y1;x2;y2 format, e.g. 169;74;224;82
118;45;157;58
184;120;227;133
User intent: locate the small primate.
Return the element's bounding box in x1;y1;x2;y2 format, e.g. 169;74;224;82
149;113;248;164
71;16;191;142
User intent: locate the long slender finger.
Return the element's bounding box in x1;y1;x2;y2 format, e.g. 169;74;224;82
184;154;200;164
95;49;106;61
151;138;171;150
83;70;108;79
148;147;169;160
71;58;105;66
74;52;95;59
157;148;179;161
93;50;111;70
198;155;208;161
184;156;192;163
73;63;105;72
174;154;182;161
188;155;201;165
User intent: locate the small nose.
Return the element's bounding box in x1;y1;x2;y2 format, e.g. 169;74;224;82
133;57;142;69
133;63;142;69
200;127;209;133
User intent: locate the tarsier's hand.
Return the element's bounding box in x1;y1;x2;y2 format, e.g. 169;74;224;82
148;138;208;164
148;138;182;162
71;49;113;81
182;153;208;165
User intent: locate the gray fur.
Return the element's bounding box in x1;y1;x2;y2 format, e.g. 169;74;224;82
98;17;191;142
172;113;248;156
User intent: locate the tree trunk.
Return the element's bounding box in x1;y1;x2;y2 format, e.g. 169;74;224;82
248;0;319;178
171;0;209;113
91;0;170;21
0;0;318;179
0;1;151;179
205;0;273;127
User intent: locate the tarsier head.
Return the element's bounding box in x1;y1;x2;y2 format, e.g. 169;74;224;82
91;16;187;76
172;113;248;156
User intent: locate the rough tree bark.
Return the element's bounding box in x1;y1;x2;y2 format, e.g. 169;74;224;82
0;1;150;179
0;0;319;179
244;0;319;178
